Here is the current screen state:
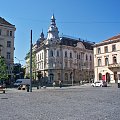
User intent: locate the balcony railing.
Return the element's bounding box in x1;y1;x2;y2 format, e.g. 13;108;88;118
108;63;120;68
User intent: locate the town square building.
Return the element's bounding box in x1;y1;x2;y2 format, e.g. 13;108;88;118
94;34;120;83
0;17;16;80
25;15;94;84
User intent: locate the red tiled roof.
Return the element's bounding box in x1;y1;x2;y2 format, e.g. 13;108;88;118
0;17;13;26
103;34;120;42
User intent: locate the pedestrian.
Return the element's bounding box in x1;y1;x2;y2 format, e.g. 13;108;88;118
59;80;62;88
53;81;56;88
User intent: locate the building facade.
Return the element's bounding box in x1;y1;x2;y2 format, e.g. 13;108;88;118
25;15;94;84
0;17;16;79
94;34;120;83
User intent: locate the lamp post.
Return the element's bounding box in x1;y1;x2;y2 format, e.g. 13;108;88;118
0;44;3;56
72;70;74;86
30;30;32;92
14;57;23;79
70;70;74;86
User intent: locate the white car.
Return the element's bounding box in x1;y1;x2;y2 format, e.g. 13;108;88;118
91;81;107;87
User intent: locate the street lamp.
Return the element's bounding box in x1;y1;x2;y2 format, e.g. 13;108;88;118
0;44;3;56
70;70;74;86
14;57;23;79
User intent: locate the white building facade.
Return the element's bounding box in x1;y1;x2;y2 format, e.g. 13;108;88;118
94;34;120;83
0;17;16;79
25;15;94;84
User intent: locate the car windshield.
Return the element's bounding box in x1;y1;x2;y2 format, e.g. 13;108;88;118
95;82;101;83
16;81;22;83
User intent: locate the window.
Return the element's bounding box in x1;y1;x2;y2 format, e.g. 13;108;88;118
104;46;108;53
40;53;41;60
98;58;101;66
65;73;68;81
112;45;116;52
65;51;67;57
38;54;39;61
58;73;60;80
99;73;102;80
90;55;92;61
105;58;109;66
65;61;68;67
7;41;11;47
79;63;81;69
77;54;79;59
0;29;1;35
50;50;53;57
97;48;101;54
79;54;80;59
42;52;43;59
86;54;88;61
7;52;11;59
10;31;12;36
41;62;43;69
75;52;77;58
7;30;9;36
50;74;54;82
57;50;59;57
113;56;117;64
70;52;72;58
70;62;72;68
37;63;39;69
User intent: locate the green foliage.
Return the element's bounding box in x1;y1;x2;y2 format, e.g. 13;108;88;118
25;51;30;60
0;56;8;80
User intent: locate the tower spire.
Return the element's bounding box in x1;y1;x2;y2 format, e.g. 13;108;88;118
51;14;56;26
47;14;59;40
40;29;44;39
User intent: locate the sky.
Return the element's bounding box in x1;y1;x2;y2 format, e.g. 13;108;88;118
0;0;120;65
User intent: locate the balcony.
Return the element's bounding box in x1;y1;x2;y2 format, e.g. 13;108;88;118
108;63;120;68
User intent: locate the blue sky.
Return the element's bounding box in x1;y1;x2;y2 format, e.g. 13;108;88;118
0;0;120;65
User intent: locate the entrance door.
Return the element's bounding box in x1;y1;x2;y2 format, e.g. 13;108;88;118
114;71;118;83
49;74;54;83
99;73;102;80
106;73;110;83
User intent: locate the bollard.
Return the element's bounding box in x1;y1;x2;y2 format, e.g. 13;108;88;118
118;80;120;88
37;86;39;89
118;83;120;88
26;85;29;92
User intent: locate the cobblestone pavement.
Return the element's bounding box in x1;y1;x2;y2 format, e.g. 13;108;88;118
0;85;120;120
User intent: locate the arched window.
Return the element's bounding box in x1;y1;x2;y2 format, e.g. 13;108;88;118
86;54;88;61
70;52;72;58
105;58;109;66
50;50;53;57
40;53;41;60
58;73;60;80
98;59;101;66
90;55;92;61
65;51;67;57
113;56;117;64
77;53;79;59
79;54;80;59
38;54;39;61
57;50;59;57
99;73;102;80
42;52;43;59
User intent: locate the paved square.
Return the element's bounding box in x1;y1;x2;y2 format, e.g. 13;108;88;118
0;85;120;120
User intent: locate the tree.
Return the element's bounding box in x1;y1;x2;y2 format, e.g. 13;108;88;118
25;51;36;79
0;56;8;80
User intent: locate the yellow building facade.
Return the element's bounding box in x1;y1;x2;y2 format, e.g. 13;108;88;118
94;34;120;83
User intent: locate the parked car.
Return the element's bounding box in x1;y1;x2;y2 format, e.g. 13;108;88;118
91;81;107;87
0;80;6;89
14;79;30;87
